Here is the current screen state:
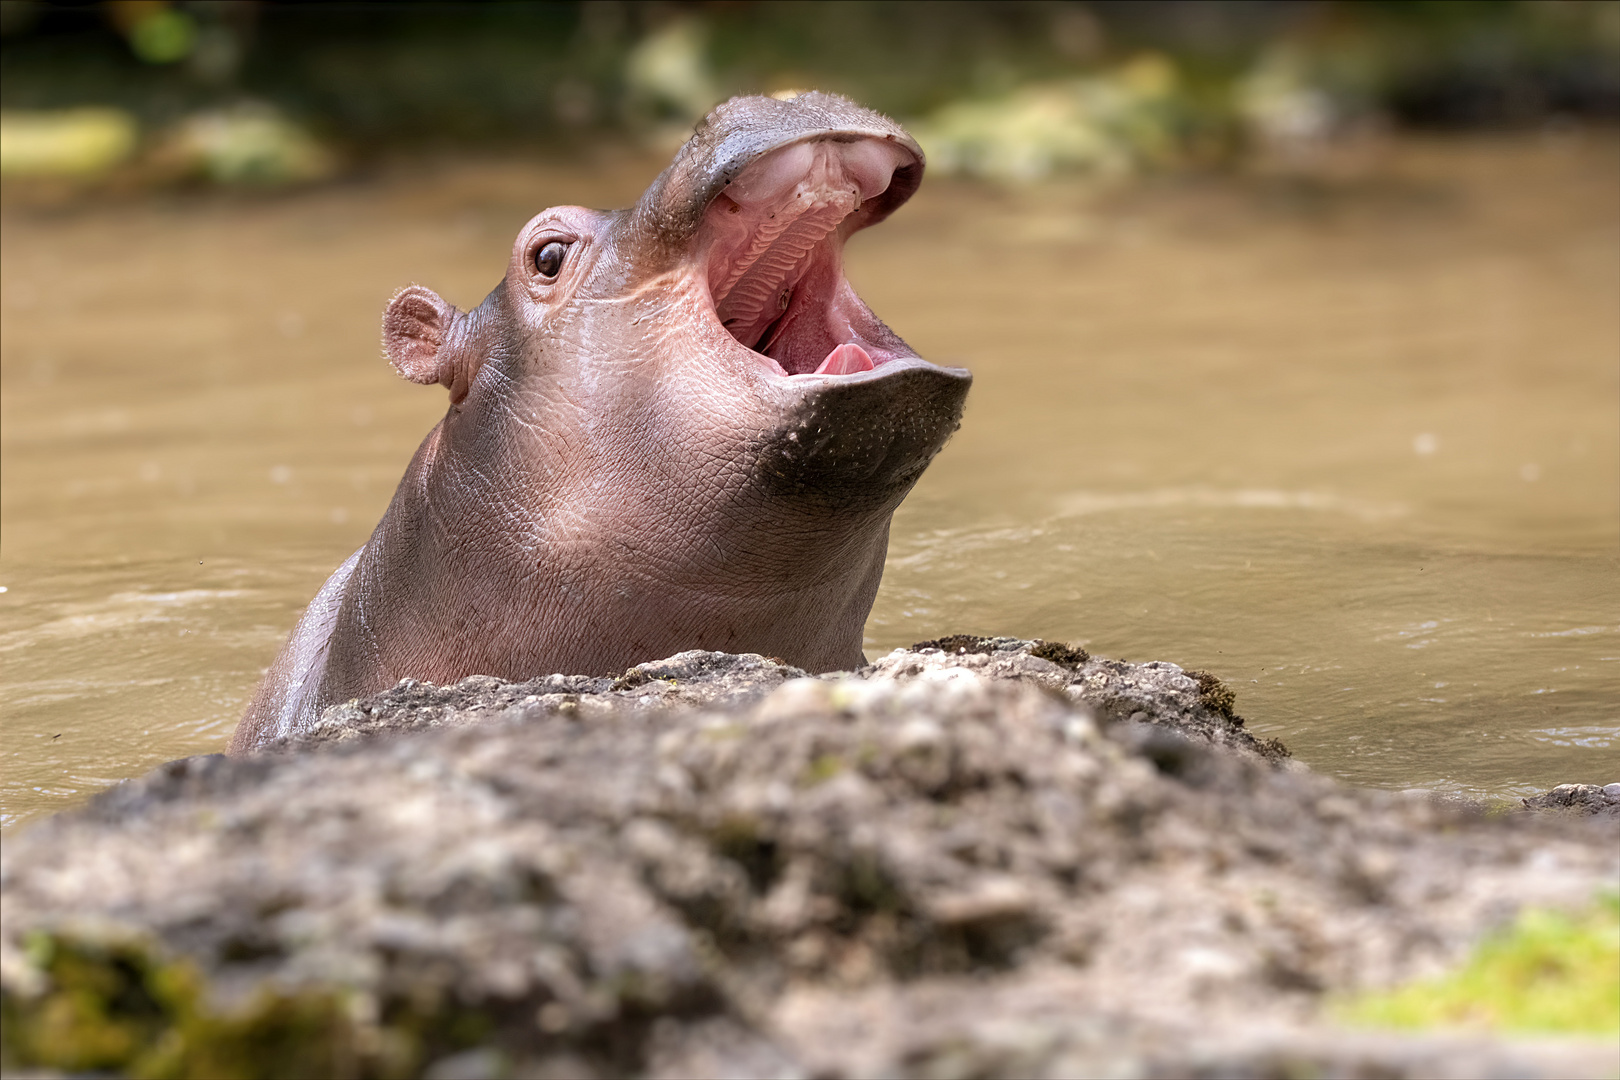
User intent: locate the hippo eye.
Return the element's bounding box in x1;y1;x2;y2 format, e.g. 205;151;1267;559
535;241;568;279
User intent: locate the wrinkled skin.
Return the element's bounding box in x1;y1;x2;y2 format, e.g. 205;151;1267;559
230;93;970;754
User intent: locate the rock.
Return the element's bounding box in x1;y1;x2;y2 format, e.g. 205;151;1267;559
1521;783;1620;818
3;641;1615;1078
291;638;1288;764
282;650;809;751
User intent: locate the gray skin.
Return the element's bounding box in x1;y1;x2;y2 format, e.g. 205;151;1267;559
230;93;970;754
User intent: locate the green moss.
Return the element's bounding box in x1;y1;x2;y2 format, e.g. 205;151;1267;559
1;933;399;1079
612;668;652;691
1185;670;1238;719
5;932;172;1074
1337;894;1620;1034
1029;640;1089;668
910;634;995;656
801;753;847;787
700;722;747;741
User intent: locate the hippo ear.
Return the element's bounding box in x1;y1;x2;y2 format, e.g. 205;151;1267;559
383;285;475;402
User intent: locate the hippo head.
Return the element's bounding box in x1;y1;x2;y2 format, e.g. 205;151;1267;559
373;93;970;674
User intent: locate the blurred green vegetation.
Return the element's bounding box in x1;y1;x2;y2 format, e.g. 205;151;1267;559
1;1;1616;184
0;929;498;1078
1337;893;1620;1035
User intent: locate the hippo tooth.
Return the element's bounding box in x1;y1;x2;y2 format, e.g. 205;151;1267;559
814;343;876;376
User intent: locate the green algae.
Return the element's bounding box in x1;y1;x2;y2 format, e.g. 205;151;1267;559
1028;640;1089;669
910;634;997;656
800;752;848;787
1;933;382;1078
1184;670;1238;721
1337;893;1620;1035
2;929;673;1079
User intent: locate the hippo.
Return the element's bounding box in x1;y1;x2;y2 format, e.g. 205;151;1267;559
229;93;971;754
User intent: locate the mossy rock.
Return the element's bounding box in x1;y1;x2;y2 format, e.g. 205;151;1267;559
1337;893;1620;1034
0;932;387;1079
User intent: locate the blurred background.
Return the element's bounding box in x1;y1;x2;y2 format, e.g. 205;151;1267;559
3;1;1619;181
2;1;1617;826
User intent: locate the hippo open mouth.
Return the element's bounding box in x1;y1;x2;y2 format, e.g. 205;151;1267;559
698;135;922;379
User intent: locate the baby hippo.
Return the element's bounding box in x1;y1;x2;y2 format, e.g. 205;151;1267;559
230;93;971;753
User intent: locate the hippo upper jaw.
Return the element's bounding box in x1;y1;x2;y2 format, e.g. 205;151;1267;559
622;92;962;381
630;91;923;254
689;126;925;380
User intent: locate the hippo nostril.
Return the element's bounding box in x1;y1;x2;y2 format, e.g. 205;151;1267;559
837;137;911;202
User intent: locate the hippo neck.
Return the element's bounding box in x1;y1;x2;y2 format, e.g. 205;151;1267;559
436;387;905;599
417;358;900;663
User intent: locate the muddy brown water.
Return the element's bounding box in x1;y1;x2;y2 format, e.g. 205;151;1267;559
3;134;1616;828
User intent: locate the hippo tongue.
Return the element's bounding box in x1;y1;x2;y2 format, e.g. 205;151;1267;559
815;343;875;376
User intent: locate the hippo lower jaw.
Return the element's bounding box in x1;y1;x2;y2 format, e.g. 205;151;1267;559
696;134;938;381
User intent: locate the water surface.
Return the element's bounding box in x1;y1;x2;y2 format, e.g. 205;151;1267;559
3;135;1616;827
